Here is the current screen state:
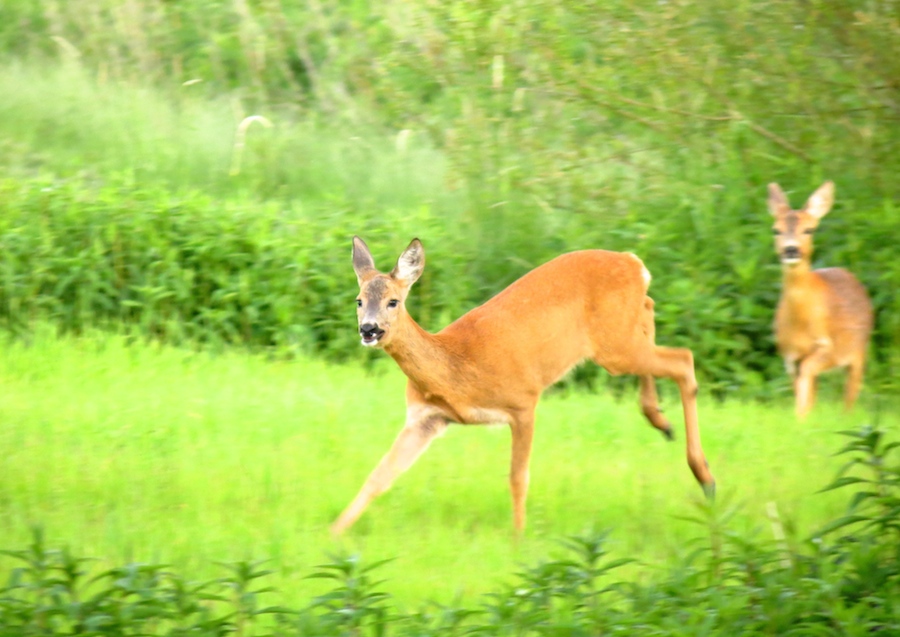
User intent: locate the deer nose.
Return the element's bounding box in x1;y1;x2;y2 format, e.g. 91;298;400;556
782;245;801;259
360;323;379;337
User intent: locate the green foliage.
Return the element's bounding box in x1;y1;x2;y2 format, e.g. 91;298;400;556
303;555;393;636
0;176;426;361
1;0;899;399
3;422;900;634
818;424;900;539
1;171;898;396
0;528;232;635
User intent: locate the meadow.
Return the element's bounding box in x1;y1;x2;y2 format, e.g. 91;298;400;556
0;0;899;632
0;328;891;612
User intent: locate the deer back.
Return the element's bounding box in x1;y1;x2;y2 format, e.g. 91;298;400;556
384;249;653;418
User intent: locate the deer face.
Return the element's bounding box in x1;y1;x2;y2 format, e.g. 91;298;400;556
355;274;408;347
768;181;834;267
771;208;819;265
351;236;424;348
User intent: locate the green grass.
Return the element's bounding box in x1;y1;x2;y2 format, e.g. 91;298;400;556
1;329;893;609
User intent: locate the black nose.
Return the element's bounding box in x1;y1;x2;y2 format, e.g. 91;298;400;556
360;323;379;337
782;246;801;259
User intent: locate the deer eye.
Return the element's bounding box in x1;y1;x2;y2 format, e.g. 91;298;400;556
772;229;780;235
803;229;814;235
356;299;362;308
387;299;399;309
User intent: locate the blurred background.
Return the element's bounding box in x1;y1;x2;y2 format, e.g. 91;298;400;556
0;0;898;398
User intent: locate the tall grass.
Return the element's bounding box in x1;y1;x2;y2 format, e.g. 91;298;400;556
1;330;892;608
0;63;447;207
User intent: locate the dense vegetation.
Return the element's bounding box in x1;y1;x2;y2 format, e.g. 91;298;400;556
0;0;898;396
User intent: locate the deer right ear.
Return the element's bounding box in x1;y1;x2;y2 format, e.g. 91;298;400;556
392;238;425;287
804;181;835;220
767;183;790;217
352;236;376;284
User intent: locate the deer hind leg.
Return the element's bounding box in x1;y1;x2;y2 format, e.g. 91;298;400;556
639;376;674;440
628;345;715;497
331;409;448;535
509;412;535;534
633;299;674;439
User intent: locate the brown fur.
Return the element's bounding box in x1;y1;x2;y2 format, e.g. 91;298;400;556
332;237;715;535
769;181;874;419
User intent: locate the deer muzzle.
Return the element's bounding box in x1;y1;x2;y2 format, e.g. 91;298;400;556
359;322;385;347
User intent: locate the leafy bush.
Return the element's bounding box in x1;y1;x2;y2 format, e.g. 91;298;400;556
1;173;898;397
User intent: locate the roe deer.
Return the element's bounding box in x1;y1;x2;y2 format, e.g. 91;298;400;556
331;237;716;535
768;181;874;419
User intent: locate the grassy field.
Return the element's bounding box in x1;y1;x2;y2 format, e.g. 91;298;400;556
1;329;892;610
0;3;897;630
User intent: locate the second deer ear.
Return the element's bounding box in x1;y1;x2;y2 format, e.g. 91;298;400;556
352;236;377;284
804;181;835;220
767;183;790;217
392;238;425;286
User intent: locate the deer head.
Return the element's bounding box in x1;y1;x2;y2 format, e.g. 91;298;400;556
351;236;424;348
768;181;834;267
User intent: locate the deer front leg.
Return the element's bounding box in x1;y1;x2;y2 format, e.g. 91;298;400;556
843;349;866;412
331;407;448;535
795;338;833;420
509;412;535;534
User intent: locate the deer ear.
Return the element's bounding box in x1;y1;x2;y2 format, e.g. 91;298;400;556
352;236;376;284
767;183;790;217
804;181;835;220
392;238;425;286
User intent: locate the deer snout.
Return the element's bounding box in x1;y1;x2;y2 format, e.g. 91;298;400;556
359;322;385;347
781;245;801;262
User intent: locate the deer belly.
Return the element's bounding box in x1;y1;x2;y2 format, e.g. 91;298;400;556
776;326;817;359
462;407;512;426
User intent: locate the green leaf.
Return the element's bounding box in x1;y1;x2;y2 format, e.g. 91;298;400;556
817;476;869;493
813;515;869;537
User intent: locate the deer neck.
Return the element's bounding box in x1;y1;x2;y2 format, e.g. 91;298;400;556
781;260;816;302
383;312;453;391
782;259;813;284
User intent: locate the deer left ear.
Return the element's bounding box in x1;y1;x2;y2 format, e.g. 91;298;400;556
767;183;790;217
804;181;835;220
392;238;425;286
352;236;377;284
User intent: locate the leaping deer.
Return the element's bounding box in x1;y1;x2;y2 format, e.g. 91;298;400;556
331;237;715;535
768;181;874;420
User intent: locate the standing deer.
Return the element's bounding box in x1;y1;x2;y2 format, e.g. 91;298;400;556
768;181;874;420
331;236;716;535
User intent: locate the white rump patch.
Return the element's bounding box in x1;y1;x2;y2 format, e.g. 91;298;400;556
626;252;652;288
